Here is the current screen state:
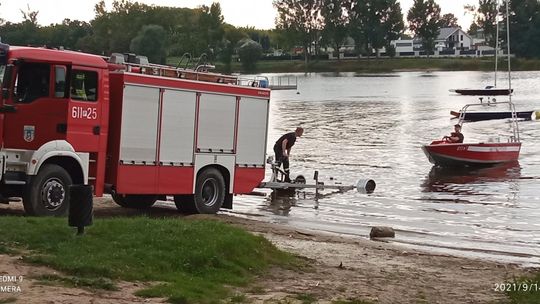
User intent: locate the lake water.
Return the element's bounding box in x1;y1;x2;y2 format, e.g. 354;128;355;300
230;70;540;267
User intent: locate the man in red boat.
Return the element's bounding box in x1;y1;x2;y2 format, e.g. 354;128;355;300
273;127;304;183
443;124;464;143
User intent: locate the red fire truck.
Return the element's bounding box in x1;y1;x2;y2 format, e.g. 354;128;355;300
0;43;270;216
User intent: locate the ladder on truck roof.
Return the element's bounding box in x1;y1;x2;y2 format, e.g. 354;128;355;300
106;52;269;88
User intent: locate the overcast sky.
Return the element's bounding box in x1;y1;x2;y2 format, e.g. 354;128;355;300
1;0;477;30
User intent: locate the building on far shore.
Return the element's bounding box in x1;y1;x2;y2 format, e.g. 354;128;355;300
308;27;503;59
435;27;473;51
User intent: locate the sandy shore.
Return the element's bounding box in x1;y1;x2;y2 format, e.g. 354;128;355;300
0;199;536;303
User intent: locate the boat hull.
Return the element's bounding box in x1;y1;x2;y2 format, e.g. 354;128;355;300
454;88;513;96
450;110;534;121
422;142;521;167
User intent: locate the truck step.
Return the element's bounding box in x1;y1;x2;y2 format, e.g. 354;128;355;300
4;180;26;185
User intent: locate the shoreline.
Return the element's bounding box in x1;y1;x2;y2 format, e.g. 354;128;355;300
205;57;540;74
1;199;538;303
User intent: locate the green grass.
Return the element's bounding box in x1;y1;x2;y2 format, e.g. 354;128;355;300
0;216;301;303
0;244;16;254
506;273;540;304
167;56;540;74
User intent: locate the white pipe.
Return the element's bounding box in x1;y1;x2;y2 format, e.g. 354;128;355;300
356;179;376;194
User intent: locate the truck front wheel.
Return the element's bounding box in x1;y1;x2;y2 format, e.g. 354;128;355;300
23;164;73;216
175;168;225;214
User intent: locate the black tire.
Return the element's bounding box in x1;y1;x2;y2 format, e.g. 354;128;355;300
173;194;196;214
112;194;157;209
23;164;73;216
175;168;225;214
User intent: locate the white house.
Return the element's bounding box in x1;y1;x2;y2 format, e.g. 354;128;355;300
391;39;414;53
436;27;473;50
390;39;423;53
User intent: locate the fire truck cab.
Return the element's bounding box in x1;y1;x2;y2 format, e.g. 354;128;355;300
0;43;270;216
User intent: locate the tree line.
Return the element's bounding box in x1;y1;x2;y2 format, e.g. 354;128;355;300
275;0;540;60
1;0;540;71
0;1;272;70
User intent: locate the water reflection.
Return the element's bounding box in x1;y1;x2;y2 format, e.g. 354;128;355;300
261;194;296;216
422;162;521;196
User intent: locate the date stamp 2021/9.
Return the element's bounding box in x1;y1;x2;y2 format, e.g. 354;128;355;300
494;282;539;292
0;275;23;293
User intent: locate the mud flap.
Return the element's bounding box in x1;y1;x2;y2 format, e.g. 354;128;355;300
223;193;233;209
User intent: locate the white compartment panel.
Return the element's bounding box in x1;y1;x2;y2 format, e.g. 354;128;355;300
236;98;269;165
197;94;236;152
120;85;160;163
159;90;197;164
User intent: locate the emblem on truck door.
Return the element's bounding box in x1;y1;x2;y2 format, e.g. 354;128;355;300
23;125;35;142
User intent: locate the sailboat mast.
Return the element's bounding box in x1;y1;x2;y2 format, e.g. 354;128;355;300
495;0;499;87
506;0;512;100
505;0;519;142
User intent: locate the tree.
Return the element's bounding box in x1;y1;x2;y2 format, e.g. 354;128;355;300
219;24;248;71
321;0;348;60
350;0;404;58
467;0;498;46
407;0;441;57
274;0;324;63
41;19;92;50
20;4;39;25
468;21;480;36
87;0;153;54
440;13;459;28
348;1;368;56
465;1;499;46
379;0;405;55
130;25;167;64
506;0;540;58
0;4;42;46
198;2;225;59
237;38;262;71
239;27;272;51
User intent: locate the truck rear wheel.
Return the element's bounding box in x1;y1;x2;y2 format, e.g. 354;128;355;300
112;194;157;209
23;164;73;216
175;168;225;214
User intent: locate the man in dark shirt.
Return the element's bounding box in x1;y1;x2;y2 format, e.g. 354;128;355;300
444;124;464;143
273;127;304;182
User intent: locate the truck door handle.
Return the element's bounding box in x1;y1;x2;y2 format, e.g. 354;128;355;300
93;126;101;135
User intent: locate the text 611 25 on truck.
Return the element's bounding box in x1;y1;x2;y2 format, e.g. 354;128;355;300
0;43;270;216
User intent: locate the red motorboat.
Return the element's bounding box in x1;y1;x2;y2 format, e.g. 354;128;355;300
423;101;521;167
422;141;521;166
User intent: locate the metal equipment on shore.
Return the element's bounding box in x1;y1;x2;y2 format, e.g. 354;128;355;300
257;156;376;201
